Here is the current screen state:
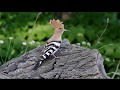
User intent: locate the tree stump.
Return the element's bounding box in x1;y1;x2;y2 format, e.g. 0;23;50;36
0;39;110;79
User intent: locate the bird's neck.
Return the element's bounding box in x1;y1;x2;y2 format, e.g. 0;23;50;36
48;29;64;42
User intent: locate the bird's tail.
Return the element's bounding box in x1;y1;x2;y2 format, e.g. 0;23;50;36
33;59;43;70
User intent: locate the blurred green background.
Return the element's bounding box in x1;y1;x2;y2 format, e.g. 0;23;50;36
0;12;120;78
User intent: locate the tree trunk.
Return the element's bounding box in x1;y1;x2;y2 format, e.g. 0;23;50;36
0;39;110;79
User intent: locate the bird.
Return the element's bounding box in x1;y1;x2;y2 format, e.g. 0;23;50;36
33;19;69;70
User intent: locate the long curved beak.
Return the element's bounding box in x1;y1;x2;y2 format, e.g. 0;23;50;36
64;29;71;32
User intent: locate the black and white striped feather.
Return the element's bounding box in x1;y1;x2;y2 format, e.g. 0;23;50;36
33;41;61;70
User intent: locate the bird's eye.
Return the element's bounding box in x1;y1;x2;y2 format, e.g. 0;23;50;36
59;28;62;29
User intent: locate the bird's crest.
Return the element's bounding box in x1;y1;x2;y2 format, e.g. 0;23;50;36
50;19;64;29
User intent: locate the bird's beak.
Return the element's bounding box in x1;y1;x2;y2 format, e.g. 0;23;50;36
64;29;71;32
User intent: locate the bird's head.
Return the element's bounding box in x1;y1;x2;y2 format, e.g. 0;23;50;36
50;19;70;33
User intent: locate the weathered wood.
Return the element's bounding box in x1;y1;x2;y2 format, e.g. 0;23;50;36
0;39;110;79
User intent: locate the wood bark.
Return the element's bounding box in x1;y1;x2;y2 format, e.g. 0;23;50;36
0;39;110;79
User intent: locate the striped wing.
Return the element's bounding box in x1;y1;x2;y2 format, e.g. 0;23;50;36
42;41;61;60
33;41;61;70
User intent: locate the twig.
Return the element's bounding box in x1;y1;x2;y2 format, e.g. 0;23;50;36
5;39;12;62
33;12;42;29
98;44;120;50
112;60;120;79
28;12;42;40
107;72;114;75
94;18;109;48
0;45;4;63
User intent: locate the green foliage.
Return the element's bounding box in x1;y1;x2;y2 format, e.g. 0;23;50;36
0;12;120;78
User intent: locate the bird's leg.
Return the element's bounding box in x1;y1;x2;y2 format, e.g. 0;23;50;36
52;54;59;59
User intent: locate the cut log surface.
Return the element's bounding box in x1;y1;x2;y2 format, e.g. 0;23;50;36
0;39;110;79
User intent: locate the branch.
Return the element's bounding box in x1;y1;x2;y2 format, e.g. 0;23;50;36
0;39;110;79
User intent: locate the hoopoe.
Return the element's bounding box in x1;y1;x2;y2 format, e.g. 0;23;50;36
33;19;69;70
